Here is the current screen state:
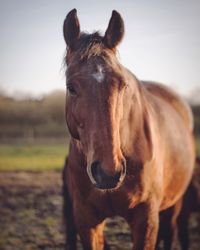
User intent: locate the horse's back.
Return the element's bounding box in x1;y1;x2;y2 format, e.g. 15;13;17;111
142;81;193;131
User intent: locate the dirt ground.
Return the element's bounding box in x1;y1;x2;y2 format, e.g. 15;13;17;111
0;171;199;250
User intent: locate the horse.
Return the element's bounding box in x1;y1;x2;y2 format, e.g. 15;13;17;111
62;9;195;250
156;157;200;250
156;181;199;250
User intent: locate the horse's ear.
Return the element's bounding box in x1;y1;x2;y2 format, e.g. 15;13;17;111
63;9;80;50
103;10;124;50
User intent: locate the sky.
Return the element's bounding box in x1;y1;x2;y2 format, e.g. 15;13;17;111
0;0;200;98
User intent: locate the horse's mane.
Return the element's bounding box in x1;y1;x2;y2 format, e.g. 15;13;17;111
65;32;107;62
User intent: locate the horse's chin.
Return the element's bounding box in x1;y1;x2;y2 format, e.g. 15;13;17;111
92;179;124;192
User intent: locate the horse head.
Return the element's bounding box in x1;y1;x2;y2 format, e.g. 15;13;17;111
63;9;133;190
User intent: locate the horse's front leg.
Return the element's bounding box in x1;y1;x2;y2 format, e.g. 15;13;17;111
129;202;159;250
63;164;77;250
74;217;108;250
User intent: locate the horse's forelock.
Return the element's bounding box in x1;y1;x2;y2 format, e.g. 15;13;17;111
65;32;108;63
64;31;123;85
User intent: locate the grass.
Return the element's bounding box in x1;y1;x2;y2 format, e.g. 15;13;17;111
0;143;68;171
0;137;199;172
196;137;200;157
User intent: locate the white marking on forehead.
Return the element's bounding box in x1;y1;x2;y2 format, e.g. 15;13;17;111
92;65;105;83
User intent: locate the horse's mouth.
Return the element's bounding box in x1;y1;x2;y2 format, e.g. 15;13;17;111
93;179;124;191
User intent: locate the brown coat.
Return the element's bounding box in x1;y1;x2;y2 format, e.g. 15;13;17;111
62;9;195;250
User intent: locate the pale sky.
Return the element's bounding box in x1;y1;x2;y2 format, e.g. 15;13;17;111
0;0;200;98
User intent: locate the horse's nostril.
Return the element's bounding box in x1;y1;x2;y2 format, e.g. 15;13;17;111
113;170;121;182
91;161;110;186
91;161;102;183
90;161;125;189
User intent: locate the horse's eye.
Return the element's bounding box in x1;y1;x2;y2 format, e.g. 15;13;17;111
67;85;77;96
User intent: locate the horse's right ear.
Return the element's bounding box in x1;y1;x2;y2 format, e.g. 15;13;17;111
63;9;80;50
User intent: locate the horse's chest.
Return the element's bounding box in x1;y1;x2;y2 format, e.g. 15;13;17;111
87;187;140;218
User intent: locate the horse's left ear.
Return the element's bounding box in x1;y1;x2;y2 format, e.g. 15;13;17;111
63;9;80;50
103;10;124;50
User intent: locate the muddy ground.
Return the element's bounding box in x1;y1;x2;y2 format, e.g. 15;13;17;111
0;171;199;250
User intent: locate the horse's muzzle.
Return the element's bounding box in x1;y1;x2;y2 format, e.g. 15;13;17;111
89;160;126;190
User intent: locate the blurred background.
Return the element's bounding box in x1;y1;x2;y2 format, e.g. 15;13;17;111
0;1;200;249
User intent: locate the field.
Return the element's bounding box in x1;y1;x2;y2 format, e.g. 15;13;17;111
0;171;200;250
196;138;200;156
0;142;200;250
0;138;199;172
0;144;68;171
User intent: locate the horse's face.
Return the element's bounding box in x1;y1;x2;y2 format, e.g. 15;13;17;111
63;9;127;190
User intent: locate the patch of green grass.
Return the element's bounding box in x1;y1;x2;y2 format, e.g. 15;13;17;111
0;144;68;171
0;137;199;172
43;217;58;227
196;137;200;157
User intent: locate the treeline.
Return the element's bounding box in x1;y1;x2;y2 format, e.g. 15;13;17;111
0;91;68;142
0;91;200;142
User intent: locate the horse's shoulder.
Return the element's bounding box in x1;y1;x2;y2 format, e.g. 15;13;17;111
141;81;193;131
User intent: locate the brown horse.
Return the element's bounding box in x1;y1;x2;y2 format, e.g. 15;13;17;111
157;158;200;250
62;9;195;250
156;181;200;250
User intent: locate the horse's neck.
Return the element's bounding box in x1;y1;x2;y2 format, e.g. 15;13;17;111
124;67;146;121
121;69;153;162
